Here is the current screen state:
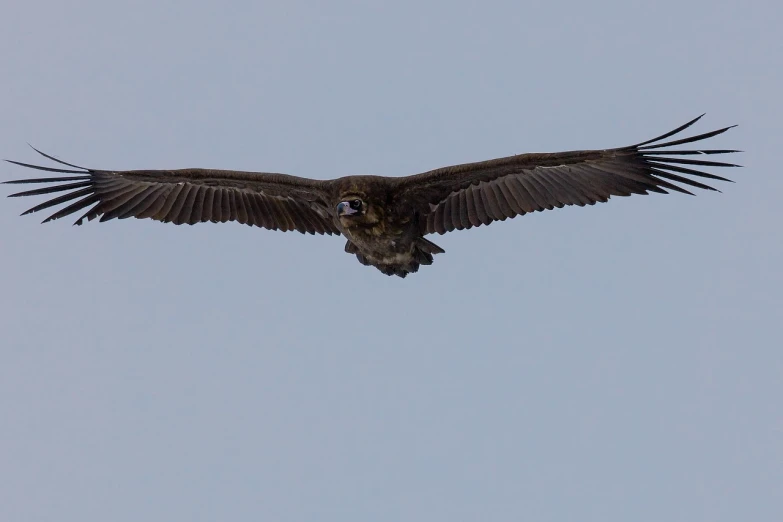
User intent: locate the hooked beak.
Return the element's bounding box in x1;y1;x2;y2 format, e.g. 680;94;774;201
337;202;358;216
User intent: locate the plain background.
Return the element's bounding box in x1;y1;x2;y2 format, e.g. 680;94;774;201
1;1;780;521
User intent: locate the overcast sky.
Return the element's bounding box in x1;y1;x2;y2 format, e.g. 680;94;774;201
1;1;781;521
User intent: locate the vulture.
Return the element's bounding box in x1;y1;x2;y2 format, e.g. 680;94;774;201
3;115;739;277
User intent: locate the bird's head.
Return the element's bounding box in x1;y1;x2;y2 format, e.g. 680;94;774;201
336;197;364;217
336;194;382;227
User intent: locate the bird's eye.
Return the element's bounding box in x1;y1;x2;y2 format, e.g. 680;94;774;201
350;199;362;210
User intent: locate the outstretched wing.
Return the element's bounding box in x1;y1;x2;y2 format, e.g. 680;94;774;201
3;148;340;235
393;115;740;235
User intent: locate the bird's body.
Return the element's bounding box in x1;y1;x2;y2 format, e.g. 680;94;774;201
3;115;739;277
330;175;445;276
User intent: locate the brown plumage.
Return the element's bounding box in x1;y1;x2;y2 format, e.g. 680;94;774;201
3;115;739;277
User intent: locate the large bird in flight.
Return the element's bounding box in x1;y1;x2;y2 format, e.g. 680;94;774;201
4;115;738;277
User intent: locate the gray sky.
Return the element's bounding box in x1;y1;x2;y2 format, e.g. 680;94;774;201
1;1;780;521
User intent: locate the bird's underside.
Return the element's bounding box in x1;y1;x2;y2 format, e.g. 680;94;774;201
3;115;739;277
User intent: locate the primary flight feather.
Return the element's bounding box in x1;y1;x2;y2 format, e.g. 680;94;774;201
4;115;739;277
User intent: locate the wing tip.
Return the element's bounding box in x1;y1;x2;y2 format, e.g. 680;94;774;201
634;114;738;149
27;144;90;170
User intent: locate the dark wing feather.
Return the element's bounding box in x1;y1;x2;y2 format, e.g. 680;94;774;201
392;115;739;235
4;150;340;235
